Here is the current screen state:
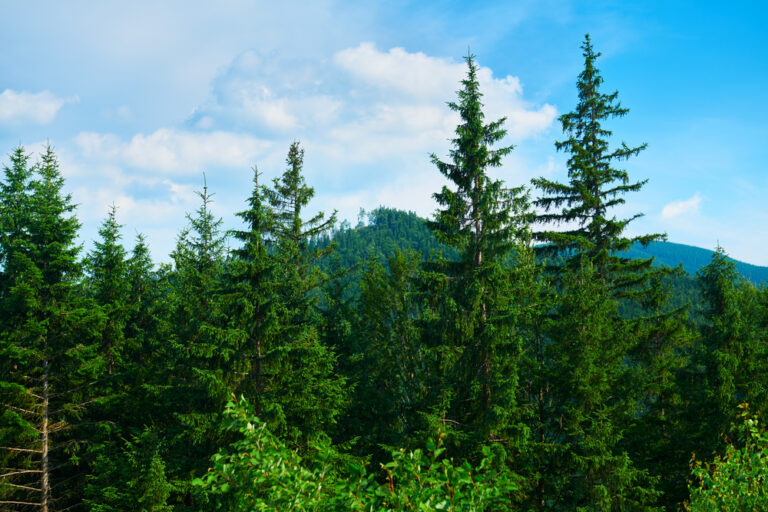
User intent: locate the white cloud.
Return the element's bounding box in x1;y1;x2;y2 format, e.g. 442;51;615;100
0;89;77;124
661;193;703;219
60;44;559;261
334;43;462;99
75;128;272;174
189;43;556;164
334;43;557;140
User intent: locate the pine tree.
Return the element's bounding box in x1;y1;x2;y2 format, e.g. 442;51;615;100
425;53;531;457
0;146;100;511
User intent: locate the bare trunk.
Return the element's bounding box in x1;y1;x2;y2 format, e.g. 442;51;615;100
41;357;50;512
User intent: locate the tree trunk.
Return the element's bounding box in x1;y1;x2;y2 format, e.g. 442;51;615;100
41;357;50;512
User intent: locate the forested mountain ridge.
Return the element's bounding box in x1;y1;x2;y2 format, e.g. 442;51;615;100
623;240;768;284
320;207;768;284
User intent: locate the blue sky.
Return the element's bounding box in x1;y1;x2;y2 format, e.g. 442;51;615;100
1;1;766;264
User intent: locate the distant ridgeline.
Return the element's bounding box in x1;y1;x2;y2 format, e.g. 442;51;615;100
316;207;768;284
621;241;768;284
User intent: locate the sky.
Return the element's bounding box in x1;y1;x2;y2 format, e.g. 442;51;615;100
1;0;766;264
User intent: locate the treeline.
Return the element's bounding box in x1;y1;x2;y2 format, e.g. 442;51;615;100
2;36;768;511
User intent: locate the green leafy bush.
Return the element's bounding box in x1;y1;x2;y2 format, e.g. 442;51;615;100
193;396;519;511
688;404;768;511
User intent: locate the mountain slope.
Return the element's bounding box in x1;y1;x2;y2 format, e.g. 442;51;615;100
623;241;768;284
321;208;767;284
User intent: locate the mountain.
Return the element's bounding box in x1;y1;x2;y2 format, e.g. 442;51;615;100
319;207;768;285
623;241;768;284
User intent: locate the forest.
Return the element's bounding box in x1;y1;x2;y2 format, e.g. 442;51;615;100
2;35;767;511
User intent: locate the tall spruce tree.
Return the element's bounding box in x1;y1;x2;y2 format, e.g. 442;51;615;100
532;34;663;291
528;36;666;510
425;53;531;458
0;147;100;511
257;143;346;448
222;169;283;426
155;181;234;509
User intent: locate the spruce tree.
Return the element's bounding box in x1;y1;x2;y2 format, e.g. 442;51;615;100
537;262;658;510
0;147;32;300
532;34;663;291
154;181;234;509
223;169;281;420
528;36;669;510
258;143;346;447
87;205;130;378
82;229;172;512
425;53;531;458
687;247;766;457
0;146;100;511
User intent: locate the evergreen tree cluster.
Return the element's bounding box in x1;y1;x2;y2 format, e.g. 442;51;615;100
2;36;767;511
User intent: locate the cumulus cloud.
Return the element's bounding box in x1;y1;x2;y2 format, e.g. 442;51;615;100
63;43;558;260
334;43;462;99
0;89;78;125
188;43;556;162
334;43;557;140
661;193;703;219
188;50;343;134
75;128;272;174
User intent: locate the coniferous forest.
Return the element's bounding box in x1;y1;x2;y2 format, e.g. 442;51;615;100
2;36;768;511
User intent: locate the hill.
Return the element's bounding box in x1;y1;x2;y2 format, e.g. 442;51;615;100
320;207;767;285
623;241;768;284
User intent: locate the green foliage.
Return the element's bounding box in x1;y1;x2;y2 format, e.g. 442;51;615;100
0;146;101;510
194;396;519;511
2;40;766;512
532;34;663;290
423;52;532;461
688;404;768;511
84;429;174;512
